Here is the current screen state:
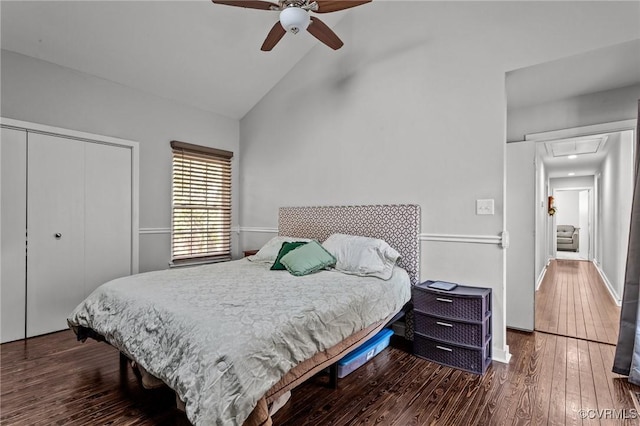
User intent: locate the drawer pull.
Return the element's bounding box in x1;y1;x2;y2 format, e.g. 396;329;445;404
436;321;453;328
436;345;453;352
436;298;453;303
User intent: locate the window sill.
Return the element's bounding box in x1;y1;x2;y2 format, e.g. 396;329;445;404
169;257;231;268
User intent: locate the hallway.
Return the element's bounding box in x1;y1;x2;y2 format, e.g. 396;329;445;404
535;259;620;345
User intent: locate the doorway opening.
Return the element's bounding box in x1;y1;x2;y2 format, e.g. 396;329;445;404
553;187;591;261
529;125;635;345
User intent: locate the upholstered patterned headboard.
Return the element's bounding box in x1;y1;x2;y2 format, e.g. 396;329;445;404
279;204;421;285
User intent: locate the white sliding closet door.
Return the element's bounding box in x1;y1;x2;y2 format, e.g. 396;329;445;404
1;128;27;343
27;133;86;337
2;118;138;341
85;142;132;295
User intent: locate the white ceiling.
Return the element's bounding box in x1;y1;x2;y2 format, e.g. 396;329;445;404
507;39;640;109
0;0;347;120
545;137;606;158
2;2;639;120
540;133;613;178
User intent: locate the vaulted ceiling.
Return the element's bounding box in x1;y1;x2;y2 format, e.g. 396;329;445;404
2;1;639;121
0;0;346;120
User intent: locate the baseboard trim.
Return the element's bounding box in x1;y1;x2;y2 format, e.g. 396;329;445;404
535;259;551;291
492;345;512;364
592;260;622;306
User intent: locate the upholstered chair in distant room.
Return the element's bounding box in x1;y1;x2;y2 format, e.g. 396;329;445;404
557;225;579;251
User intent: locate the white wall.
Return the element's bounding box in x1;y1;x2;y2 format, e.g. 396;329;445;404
596;131;634;302
506;140;536;331
508;84;640;142
550;175;596;190
535;147;551;281
554;190;580;227
239;2;640;361
578;190;590;259
1;50;240;272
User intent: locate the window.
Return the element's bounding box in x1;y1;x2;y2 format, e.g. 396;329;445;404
171;140;233;264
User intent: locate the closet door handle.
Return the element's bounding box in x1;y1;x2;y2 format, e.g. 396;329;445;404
55;233;62;239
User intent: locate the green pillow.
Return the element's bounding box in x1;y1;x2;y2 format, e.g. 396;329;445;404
279;240;336;276
271;241;308;270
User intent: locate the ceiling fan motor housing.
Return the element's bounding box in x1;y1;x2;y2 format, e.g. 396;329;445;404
211;0;371;50
279;7;310;34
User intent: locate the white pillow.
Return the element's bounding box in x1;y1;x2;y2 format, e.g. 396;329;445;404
247;236;311;263
321;233;401;280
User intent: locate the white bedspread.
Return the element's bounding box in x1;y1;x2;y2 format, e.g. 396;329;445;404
68;259;411;426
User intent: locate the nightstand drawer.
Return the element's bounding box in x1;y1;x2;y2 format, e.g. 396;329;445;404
412;284;490;322
414;310;490;348
413;333;491;375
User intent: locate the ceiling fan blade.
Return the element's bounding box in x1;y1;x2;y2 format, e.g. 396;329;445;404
315;0;371;13
307;16;343;50
211;0;276;11
261;21;287;51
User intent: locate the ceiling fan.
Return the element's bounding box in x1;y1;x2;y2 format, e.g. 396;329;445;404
211;0;371;51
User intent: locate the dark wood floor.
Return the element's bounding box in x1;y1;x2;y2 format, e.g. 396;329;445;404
2;329;639;425
536;259;621;345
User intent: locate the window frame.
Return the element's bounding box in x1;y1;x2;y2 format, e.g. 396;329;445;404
170;140;233;266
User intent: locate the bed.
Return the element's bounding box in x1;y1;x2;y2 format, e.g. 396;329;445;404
68;204;420;426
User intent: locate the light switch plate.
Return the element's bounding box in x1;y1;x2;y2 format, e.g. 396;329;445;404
476;199;494;215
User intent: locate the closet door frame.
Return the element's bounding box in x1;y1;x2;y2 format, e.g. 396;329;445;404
0;118;140;276
1;127;28;343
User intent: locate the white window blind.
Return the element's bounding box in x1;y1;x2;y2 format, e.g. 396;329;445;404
171;141;233;264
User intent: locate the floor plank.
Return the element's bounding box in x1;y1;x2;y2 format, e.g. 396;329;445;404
565;338;582;426
536;260;620;345
577;339;599;426
549;336;568;426
532;333;556;425
2;329;639;425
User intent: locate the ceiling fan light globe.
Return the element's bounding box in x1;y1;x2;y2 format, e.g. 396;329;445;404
279;7;310;34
